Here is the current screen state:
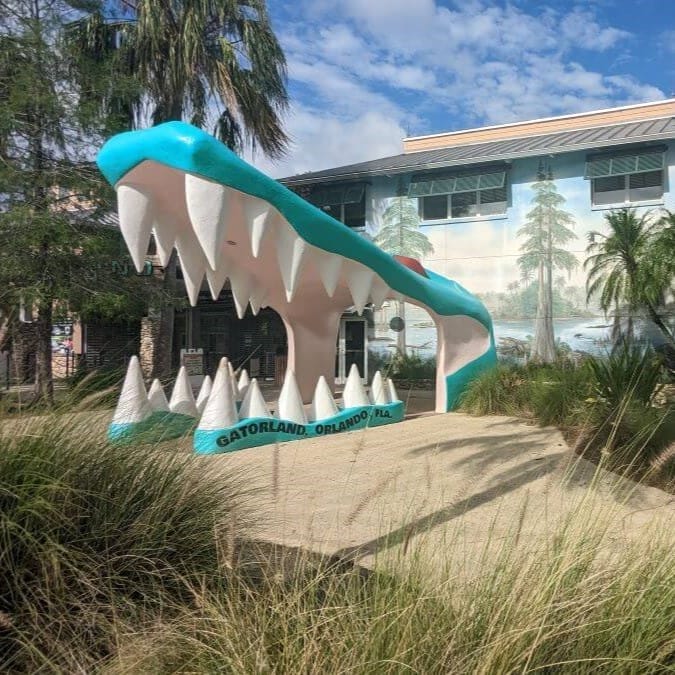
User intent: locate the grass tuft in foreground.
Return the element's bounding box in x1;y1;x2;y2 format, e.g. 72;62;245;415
0;417;253;672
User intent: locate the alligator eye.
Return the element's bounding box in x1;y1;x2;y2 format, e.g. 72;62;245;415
394;255;428;278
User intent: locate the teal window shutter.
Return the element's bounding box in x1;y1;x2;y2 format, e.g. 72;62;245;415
585;157;611;178
610;155;637;175
478;171;506;189
636;152;664;172
453;174;480;192
586;151;664;179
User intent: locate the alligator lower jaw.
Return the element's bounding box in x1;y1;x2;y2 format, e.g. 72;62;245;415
115;160;492;411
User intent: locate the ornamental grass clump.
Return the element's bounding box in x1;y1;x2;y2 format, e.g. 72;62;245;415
0;415;253;672
104;503;675;674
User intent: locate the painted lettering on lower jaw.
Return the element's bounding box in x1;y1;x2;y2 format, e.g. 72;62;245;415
217;420;308;447
203;403;404;453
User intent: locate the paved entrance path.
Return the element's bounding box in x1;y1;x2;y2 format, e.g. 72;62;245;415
210;412;675;569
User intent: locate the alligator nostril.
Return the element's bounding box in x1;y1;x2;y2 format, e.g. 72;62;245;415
227;240;237;245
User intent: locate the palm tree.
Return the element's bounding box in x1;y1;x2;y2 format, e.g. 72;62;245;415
67;1;288;156
66;1;289;379
653;210;675;302
585;208;674;349
517;163;577;363
374;197;434;355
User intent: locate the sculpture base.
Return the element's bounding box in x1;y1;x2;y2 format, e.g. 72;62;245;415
193;402;405;454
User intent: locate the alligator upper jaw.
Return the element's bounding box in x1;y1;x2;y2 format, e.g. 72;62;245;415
115;158;493;411
117;159;397;318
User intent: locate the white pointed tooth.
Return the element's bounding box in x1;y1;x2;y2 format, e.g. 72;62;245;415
148;378;170;412
369;277;390;309
240;378;271;419
227;361;240;402
237;369;250;394
206;263;228;301
310;375;338;421
387;378;400;403
117;185;154;273
370;371;390;405
198;359;238;430
112;356;152;424
248;285;266;316
342;363;370;408
315;249;342;298
243;197;275;258
175;231;206;306
276;223;307;302
152;217;179;268
169;366;199;417
185;174;232;269
345;263;375;315
278;370;308;424
229;268;252;319
195;375;213;414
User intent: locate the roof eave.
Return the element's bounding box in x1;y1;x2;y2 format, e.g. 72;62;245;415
280;129;674;187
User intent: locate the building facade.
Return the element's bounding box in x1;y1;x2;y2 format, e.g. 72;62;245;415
282;99;675;359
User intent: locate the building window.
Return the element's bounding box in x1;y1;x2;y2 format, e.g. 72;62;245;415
306;183;367;229
410;169;508;221
586;149;665;206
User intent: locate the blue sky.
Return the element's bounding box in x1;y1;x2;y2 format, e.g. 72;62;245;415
252;0;675;178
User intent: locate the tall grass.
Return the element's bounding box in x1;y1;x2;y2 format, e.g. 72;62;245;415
1;417;674;672
460;346;674;488
105;508;675;674
0;416;253;672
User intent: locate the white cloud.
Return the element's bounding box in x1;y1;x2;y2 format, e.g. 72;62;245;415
249;107;405;178
257;1;665;174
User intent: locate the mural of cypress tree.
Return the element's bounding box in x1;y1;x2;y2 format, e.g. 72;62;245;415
517;162;578;363
374;196;434;356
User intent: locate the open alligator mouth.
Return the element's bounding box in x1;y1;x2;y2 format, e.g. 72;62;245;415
97;121;496;429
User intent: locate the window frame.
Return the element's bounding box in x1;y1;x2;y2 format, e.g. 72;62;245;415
418;185;508;222
586;147;666;208
306;183;367;230
590;169;664;207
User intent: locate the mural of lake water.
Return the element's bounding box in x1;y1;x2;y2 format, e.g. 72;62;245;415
406;318;613;358
373;317;616;359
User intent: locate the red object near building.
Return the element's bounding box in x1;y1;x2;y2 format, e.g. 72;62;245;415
393;255;428;278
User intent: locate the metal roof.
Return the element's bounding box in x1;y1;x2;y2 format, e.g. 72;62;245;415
281;116;675;186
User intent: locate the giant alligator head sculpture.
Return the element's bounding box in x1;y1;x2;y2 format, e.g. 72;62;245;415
97;121;497;417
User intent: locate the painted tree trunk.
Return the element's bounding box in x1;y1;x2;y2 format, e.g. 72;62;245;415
397;300;407;356
531;259;556;363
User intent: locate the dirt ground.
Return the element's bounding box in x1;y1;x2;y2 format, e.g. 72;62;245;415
204;411;675;570
7;403;673;571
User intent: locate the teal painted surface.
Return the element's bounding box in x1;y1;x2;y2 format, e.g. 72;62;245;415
445;340;498;410
193;402;405;454
97;122;493;330
108;411;196;444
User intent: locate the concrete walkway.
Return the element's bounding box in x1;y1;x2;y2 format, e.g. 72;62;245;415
208;412;675;569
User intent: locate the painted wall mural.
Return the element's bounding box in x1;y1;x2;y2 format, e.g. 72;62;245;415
368;149;675;361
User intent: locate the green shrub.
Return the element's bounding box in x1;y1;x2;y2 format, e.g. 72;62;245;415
459;363;533;416
587;343;664;408
391;353;436;380
460;349;674;486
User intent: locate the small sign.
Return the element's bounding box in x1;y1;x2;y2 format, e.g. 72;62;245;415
180;348;204;376
389;317;405;332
